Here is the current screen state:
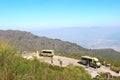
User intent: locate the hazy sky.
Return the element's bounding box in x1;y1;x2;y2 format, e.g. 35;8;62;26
0;0;120;30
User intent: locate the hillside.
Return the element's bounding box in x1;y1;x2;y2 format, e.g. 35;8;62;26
0;30;120;60
0;41;92;80
0;30;88;54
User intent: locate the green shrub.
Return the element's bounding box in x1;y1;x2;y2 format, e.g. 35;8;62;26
110;66;120;73
0;41;92;80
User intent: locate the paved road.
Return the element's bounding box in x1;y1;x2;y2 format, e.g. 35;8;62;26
22;53;120;78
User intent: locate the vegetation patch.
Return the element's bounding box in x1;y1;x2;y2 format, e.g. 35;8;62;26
0;41;92;80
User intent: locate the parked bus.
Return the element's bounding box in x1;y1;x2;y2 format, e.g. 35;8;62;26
39;50;54;57
81;56;101;68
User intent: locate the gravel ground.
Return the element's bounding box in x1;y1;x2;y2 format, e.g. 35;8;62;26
22;53;120;78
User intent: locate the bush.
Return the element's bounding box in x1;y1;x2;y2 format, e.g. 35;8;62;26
110;66;120;73
0;41;92;80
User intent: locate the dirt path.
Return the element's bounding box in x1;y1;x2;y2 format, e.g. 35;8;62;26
22;53;120;78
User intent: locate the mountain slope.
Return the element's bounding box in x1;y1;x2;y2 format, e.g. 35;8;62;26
0;30;88;54
0;30;120;60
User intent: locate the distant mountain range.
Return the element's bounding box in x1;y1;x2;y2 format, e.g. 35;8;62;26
0;30;120;60
30;26;120;52
0;30;87;54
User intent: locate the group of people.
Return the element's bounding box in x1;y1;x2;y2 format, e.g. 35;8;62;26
51;57;62;66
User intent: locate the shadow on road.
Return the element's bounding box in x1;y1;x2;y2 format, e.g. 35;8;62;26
77;61;86;66
77;61;98;69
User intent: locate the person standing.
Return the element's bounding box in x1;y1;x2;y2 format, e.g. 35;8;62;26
51;57;53;65
60;60;62;66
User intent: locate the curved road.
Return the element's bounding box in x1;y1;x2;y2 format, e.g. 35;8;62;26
22;53;120;78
